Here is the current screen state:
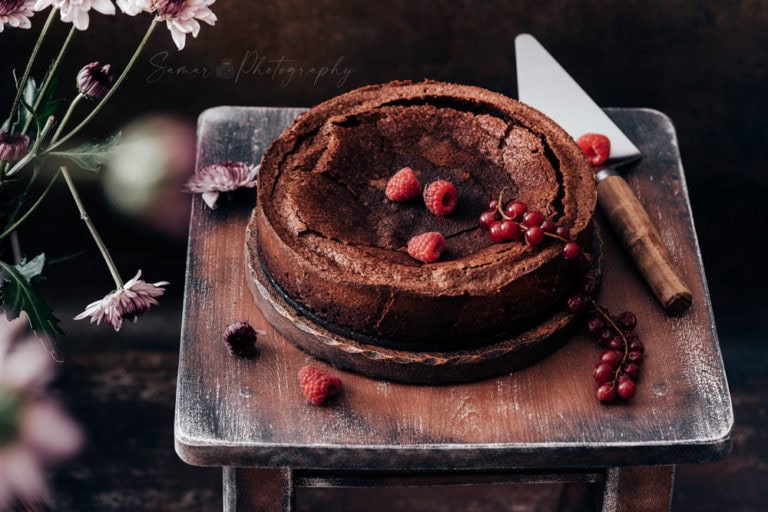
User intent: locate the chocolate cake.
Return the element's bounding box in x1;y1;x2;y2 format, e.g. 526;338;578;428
249;80;596;352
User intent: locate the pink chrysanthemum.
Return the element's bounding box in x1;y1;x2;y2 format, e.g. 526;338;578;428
76;62;114;100
184;160;258;209
154;0;216;50
114;0;145;15
0;0;35;32
74;270;169;331
0;313;83;509
0;131;30;162
33;0;115;30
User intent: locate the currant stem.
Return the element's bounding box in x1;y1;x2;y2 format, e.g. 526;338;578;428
590;300;630;385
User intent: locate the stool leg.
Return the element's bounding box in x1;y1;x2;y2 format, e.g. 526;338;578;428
601;465;675;512
223;467;294;512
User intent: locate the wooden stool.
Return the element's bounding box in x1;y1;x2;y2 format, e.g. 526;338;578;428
175;107;732;511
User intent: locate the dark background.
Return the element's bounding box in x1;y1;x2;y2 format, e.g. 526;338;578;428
2;1;766;510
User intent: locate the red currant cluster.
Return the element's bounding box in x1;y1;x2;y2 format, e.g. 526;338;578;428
576;302;644;404
478;196;581;259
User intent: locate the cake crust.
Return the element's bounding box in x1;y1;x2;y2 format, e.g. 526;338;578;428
252;80;596;348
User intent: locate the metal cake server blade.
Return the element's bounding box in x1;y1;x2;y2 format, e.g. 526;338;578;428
514;33;692;314
515;33;640;165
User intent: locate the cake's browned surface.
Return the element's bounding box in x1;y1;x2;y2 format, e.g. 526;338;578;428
253;80;596;348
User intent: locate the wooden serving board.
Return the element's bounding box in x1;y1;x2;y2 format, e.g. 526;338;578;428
175;107;732;471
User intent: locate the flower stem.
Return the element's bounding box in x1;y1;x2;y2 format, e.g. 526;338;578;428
0;169;61;242
44;20;158;155
50;94;85;144
60;166;124;289
20;24;78;138
5;8;57;131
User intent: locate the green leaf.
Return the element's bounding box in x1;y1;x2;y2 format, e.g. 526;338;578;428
48;132;122;172
0;260;63;360
15;253;46;282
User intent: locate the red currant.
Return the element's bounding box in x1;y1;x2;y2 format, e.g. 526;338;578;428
596;383;617;403
488;221;506;243
525;226;545;245
555;226;571;240
567;295;584;313
593;363;614;384
629;339;645;354
617;379;637;400
505;201;527;221
617;311;637;331
600;349;623;368
563;242;581;259
479;210;499;229
606;336;623;350
599;328;616;345
499;220;520;241
623;362;640;380
488;199;499;211
627;351;644;365
522;211;545;228
586;317;604;337
540;220;556;233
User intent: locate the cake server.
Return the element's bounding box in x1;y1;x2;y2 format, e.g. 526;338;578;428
515;33;692;314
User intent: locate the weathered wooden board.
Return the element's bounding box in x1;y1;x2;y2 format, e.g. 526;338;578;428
175;107;732;470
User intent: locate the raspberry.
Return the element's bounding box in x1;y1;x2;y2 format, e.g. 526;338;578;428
423;180;457;216
385;167;421;201
298;365;342;406
407;232;446;263
576;133;611;166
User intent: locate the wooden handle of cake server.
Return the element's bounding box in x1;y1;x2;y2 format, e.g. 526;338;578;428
596;171;693;314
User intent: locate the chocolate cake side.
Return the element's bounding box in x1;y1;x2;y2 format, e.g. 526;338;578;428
252;80;596;350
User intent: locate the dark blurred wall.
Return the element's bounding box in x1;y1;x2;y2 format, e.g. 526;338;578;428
2;1;766;341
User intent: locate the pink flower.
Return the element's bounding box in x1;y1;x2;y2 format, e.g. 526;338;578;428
114;0;145;15
33;0;115;30
0;131;30;162
184;161;258;209
0;313;83;509
154;0;216;51
74;270;169;331
76;62;114;100
0;0;35;32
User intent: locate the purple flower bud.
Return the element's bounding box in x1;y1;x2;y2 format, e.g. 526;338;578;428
76;62;114;101
0;130;30;162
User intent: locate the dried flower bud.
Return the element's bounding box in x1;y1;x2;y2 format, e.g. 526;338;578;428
224;321;265;358
76;62;114;101
0;130;30;162
183;161;258;209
